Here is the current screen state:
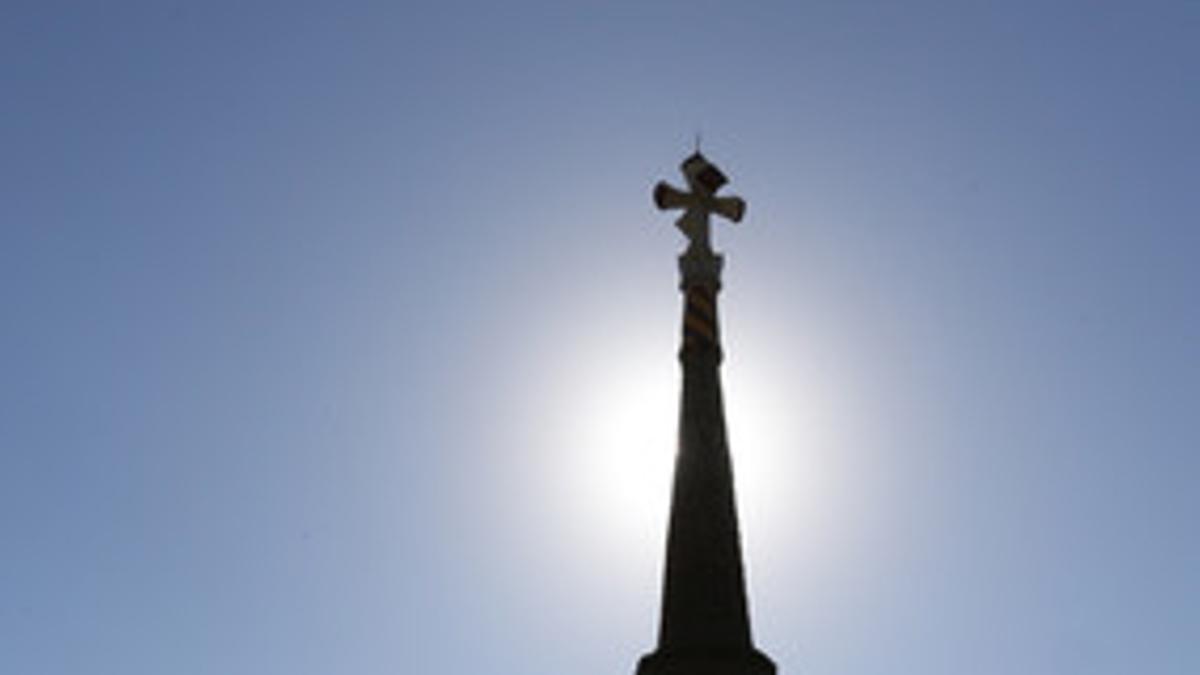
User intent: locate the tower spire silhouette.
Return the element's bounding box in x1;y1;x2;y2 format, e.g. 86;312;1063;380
636;152;776;675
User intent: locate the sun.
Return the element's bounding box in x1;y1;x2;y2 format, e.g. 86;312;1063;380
567;349;678;548
553;336;808;561
516;284;833;580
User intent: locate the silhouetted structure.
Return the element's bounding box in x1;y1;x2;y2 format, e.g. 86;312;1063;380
636;153;776;675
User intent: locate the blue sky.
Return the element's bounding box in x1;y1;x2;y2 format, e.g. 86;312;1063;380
2;2;1198;674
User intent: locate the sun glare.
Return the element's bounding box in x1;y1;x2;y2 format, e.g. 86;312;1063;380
517;283;843;582
568;351;677;548
549;337;818;563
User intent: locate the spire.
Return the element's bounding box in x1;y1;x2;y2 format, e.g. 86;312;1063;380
636;153;776;675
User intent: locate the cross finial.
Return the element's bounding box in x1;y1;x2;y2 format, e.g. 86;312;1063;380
653;151;746;258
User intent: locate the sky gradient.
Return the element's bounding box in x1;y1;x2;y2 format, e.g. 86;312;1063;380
3;2;1198;674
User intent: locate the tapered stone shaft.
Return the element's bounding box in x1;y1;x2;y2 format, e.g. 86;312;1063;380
635;250;775;675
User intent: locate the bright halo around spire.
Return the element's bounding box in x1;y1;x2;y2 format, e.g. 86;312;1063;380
568;348;677;549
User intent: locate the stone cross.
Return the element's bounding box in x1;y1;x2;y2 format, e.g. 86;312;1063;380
653;152;746;258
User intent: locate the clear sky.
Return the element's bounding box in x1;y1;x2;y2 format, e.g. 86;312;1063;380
2;2;1198;674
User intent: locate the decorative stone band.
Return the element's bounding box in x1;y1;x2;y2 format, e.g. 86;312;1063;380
678;250;724;359
682;284;720;351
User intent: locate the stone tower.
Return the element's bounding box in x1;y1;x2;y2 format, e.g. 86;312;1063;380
636;152;776;675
